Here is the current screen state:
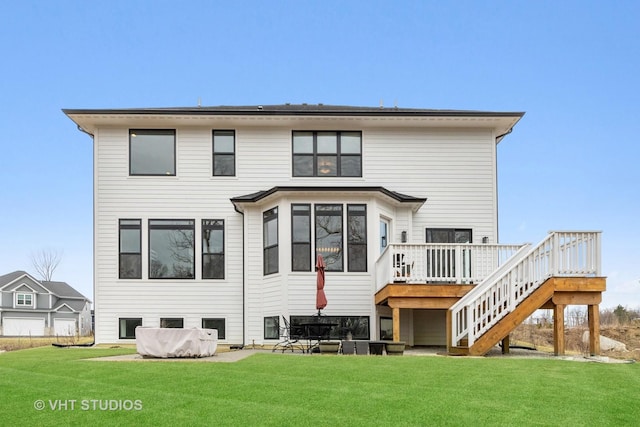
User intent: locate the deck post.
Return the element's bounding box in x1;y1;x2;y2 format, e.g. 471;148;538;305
553;304;565;355
501;335;510;354
588;304;600;356
392;307;401;342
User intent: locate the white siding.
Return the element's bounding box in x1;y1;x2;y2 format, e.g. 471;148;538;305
93;120;499;344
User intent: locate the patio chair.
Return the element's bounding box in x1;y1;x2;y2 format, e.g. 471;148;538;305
341;340;355;355
272;316;305;353
355;340;369;355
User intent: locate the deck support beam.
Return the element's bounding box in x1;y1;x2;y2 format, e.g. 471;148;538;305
588;304;600;356
553;304;565;355
392;307;401;342
501;335;510;354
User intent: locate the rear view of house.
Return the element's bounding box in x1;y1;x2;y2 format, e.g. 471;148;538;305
0;271;92;337
64;104;605;355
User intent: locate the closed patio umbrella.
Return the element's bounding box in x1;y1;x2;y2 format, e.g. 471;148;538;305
315;254;327;316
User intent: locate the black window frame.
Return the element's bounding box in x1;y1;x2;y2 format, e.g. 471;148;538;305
148;219;195;279
160;318;184;328
119;219;142;279
202;318;226;339
292;131;362;177
290;315;370;340
264;316;279;340
119;317;142;339
315;204;344;272
202;219;225;279
426;228;473;244
347;204;367;272
291;204;311;272
129;129;176;176
212;130;236;176
263;207;279;275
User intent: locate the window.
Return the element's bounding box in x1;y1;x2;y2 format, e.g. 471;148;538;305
213;130;235;176
129;129;175;176
291;204;311;271
264;316;279;340
347;205;367;272
292;131;362;177
380;219;389;254
380;317;393;340
16;293;33;307
149;220;195;279
202;219;224;279
160;318;184;328
202;318;226;340
290;315;369;340
119;318;142;339
263;208;278;275
426;228;472;244
119;219;141;279
315;204;343;271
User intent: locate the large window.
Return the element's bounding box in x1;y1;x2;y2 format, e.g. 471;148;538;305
16;293;34;307
119;219;141;279
119;318;142;339
426;228;472;244
213;130;235;176
202;318;226;340
291;204;311;271
315;204;343;271
347;205;367;272
426;228;473;281
149;219;195;279
202;219;224;279
290;315;369;340
129;129;175;176
292;131;362;177
263;208;279;275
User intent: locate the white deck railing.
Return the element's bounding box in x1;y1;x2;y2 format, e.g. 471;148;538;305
449;231;602;348
375;243;523;291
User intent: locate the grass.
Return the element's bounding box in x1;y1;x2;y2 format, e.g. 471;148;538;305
1;347;639;426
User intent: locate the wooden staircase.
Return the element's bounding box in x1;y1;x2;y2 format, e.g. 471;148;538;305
448;231;604;356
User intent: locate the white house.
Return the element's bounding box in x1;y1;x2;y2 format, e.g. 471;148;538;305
64;104;605;355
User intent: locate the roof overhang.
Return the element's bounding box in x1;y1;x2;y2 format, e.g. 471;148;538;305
231;186;426;213
63;104;524;142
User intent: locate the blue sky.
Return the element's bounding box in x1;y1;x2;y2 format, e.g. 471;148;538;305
1;1;638;308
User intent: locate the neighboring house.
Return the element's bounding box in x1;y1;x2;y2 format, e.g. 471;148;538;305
0;271;92;337
64;104;605;355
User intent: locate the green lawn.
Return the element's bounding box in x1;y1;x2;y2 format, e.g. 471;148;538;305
1;347;638;426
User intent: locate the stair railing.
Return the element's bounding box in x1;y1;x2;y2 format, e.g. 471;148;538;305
450;231;601;348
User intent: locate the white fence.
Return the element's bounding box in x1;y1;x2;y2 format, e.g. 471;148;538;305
449;231;602;348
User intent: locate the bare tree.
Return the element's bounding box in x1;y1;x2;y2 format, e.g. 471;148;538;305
31;249;62;281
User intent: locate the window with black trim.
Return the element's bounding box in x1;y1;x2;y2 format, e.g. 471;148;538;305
202;219;224;279
291;204;311;271
119;318;142;339
160;318;184;328
290;315;370;340
129;129;175;176
202;318;226;339
263;208;278;275
347;205;367;272
426;228;472;243
292;131;362;177
264;316;279;340
119;219;141;279
149;219;195;279
316;204;343;271
213;130;235;176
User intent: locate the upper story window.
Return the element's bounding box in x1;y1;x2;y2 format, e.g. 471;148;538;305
129;129;176;176
316;204;343;271
16;293;34;307
347;205;367;272
202;219;225;279
213;130;235;176
291;204;311;272
292;131;362;177
426;228;472;244
149;219;195;279
263;207;278;275
119;219;141;279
